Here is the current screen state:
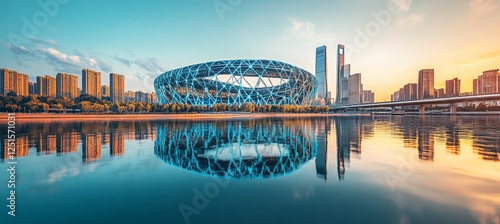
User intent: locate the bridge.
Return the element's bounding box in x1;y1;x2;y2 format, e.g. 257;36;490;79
329;93;500;115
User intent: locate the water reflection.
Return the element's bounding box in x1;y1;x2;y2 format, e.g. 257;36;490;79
154;118;318;179
0;121;157;163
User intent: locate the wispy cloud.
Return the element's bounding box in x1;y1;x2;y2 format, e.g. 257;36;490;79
392;0;412;13
113;54;165;75
470;0;496;15
30;36;58;46
396;14;426;27
286;18;335;47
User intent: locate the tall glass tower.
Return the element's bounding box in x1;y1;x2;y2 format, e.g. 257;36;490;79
315;45;328;104
336;44;348;105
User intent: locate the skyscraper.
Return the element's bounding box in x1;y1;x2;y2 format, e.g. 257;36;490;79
82;68;101;98
56;72;78;98
36;75;56;97
445;78;461;97
315;45;328;104
110;73;125;103
348;73;362;105
363;90;375;103
336;44;348;105
418;69;435;99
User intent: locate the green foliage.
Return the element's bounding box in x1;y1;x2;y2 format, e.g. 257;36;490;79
0;94;337;114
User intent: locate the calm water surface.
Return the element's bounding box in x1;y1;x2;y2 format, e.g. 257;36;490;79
0;116;499;224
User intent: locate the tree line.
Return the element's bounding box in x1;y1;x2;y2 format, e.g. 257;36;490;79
0;94;331;113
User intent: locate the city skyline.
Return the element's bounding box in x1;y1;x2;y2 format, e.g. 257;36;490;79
1;0;499;102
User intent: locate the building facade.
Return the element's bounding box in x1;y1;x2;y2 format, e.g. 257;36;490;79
36;75;56;97
315;45;329;105
445;78;461;97
101;85;110;98
0;68;29;96
82;68;101;98
403;83;418;101
336;45;349;105
363;90;375;103
418;69;435;99
56;72;78;98
473;69;499;95
347;73;362;105
110;73;125;103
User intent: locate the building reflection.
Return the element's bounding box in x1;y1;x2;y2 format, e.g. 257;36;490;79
446;128;460;155
334;117;366;181
417;129;434;161
314;117;330;181
57;132;79;155
37;135;57;155
0;136;29;161
154;118;317;179
110;130;125;156
82;133;102;162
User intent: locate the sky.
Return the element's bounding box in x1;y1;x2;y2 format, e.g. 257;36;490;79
1;0;499;101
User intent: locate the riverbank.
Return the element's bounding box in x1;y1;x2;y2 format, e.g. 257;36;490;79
0;112;371;123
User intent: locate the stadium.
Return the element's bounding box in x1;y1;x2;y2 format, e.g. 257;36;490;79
153;59;317;106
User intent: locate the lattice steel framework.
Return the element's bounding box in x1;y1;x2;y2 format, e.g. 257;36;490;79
154;119;317;179
154;60;317;106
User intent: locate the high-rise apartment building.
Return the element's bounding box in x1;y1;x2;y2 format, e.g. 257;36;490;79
315;45;328;105
28;82;36;95
56;72;78;98
0;68;28;96
445;78;461;97
36;75;56;97
101;85;110;98
110;73;125;103
473;69;499;95
418;69;435;99
82;68;101;98
435;88;445;98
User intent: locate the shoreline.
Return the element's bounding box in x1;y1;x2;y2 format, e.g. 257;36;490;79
0;112;368;123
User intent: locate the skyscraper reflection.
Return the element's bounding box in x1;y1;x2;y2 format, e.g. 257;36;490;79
315;117;330;181
57;132;79;154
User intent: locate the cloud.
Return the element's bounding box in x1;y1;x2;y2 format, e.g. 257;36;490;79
30;36;58;46
392;0;412;13
286;18;335;46
396;14;426;27
470;0;496;14
113;54;165;74
38;47;81;72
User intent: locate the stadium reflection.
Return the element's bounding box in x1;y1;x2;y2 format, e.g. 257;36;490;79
154;118;318;179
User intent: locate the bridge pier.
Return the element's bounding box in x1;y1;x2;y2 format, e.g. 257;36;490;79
419;105;426;116
450;103;457;116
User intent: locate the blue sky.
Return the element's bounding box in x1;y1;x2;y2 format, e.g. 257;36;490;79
1;0;499;100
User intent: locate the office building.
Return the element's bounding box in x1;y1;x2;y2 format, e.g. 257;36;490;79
315;45;329;105
347;73;362;105
418;69;435;99
110;73;125;103
82;68;101;98
435;88;445;98
404;83;418;101
56;72;78;98
445;78;461;97
36;75;56;97
336;45;349;105
363;90;375;103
